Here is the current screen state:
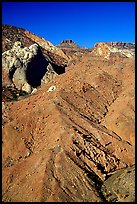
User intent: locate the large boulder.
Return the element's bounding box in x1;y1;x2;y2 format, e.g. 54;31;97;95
102;165;135;202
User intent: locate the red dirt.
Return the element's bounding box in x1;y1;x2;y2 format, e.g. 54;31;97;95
2;51;135;201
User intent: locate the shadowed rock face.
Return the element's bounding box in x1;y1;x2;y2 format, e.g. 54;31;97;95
2;42;50;92
2;41;67;95
25;46;49;88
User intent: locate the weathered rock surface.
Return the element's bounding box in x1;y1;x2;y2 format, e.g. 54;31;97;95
2;24;69;96
2;24;69;61
101;165;135;202
92;42;135;59
2;41;67;94
2;42;49;93
94;42;135;49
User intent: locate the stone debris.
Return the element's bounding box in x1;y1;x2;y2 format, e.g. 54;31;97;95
31;88;37;95
47;85;56;92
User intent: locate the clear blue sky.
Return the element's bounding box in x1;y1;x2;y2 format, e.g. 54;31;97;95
2;2;135;48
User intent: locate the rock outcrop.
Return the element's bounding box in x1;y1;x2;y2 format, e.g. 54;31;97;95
92;42;135;59
57;40;93;62
2;24;70;97
57;39;80;49
94;42;135;49
2;24;69;96
62;40;73;43
2;24;69;61
2;41;57;93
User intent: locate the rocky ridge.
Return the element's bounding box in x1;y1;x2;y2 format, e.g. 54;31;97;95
92;42;135;59
2;24;68;76
57;39;93;62
2;24;69;61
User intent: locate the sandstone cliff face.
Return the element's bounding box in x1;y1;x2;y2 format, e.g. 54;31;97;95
92;42;135;59
94;42;135;48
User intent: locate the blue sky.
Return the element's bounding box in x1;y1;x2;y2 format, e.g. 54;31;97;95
2;2;135;48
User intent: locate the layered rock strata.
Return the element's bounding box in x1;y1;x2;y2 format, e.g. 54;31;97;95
92;42;135;59
2;24;69;61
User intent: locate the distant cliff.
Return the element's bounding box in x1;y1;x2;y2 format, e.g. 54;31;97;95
92;42;135;59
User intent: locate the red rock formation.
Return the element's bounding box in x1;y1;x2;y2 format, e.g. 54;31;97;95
92;42;135;59
57;40;92;61
62;39;73;43
2;24;135;202
94;42;135;49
